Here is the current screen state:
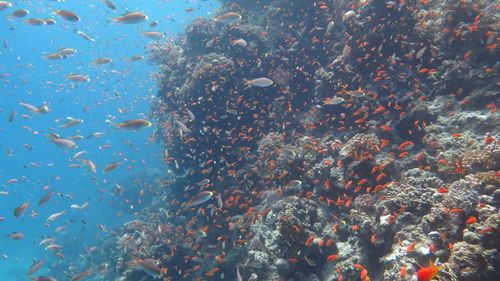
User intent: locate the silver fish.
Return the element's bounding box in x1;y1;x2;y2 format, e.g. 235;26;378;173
244;77;274;87
186;191;213;207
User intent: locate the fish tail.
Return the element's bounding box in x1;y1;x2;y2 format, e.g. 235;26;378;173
126;260;138;269
107;17;119;23
127;254;141;268
242;79;252;90
105;119;118;127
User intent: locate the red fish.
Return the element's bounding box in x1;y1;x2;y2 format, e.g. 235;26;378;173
417;260;442;281
326;254;339;262
465;216;477;225
305;235;314;246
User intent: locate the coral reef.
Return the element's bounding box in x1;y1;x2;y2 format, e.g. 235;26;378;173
88;0;500;280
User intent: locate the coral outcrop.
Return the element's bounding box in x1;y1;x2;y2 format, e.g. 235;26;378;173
88;0;500;280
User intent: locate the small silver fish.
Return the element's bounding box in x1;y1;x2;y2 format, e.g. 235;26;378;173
92;57;112;65
66;73;90;82
27;259;45;276
103;161;121;173
46;210;65;223
185;191;213;207
76;31;96;42
38;191;54;205
244;77;274;87
213;12;242;24
102;0;116;10
13;201;29;217
110;12;148;24
59;117;83;128
53;10;80;22
323;96;344;105
46;134;77;149
8;232;24;240
284;180;302;190
141;31;164;39
108;119;152;130
25;18;46;26
8;9;29;19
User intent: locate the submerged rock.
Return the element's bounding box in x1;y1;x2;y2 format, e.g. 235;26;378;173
449;242;489;281
276;258;294;278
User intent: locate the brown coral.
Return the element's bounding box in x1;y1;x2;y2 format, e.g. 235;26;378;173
462;142;500;174
448;242;489;281
339;133;380;159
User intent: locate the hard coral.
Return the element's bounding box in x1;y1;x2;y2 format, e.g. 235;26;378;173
146;40;183;69
448;241;489;281
469;171;500;187
339;133;380;159
462;142;500;174
353;194;375;213
442;179;480;213
192;53;235;81
185;18;214;55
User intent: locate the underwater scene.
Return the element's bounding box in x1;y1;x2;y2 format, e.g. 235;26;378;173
0;0;498;280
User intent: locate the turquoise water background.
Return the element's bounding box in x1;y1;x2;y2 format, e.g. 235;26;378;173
0;0;217;279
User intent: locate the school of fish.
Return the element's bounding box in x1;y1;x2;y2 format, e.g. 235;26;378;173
1;0;499;281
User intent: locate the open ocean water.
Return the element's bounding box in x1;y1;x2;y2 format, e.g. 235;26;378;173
0;0;217;280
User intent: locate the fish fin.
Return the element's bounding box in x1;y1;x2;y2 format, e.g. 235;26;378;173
429;260;443;271
242;79;252;90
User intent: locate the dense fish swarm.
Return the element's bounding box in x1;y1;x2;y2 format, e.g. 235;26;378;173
34;0;498;280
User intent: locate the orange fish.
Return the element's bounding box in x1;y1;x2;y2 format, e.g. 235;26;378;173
449;208;463;214
437;187;448;193
400;265;407;277
305;235;315;246
326;254;339;262
375;173;385;182
465;216;477;225
215;255;223;264
323;178;330;190
406;242;416;253
336;267;343;281
484;136;495;144
417;260;442;281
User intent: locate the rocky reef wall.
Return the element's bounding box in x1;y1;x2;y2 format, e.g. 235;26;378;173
98;0;499;280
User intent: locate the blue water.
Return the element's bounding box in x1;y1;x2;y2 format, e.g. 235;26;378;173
0;0;217;279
